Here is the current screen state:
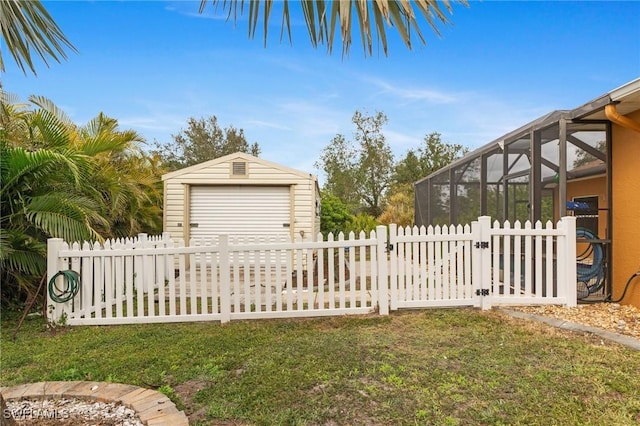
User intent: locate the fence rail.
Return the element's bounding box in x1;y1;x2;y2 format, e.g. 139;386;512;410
47;227;389;325
47;217;576;326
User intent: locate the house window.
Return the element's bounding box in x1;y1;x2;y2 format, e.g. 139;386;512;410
231;161;247;177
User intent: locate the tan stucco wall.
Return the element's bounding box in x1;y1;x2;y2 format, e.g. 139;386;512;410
611;109;640;308
565;175;608;239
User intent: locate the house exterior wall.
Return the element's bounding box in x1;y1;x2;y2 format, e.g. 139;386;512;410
557;175;609;239
611;109;640;307
163;154;319;243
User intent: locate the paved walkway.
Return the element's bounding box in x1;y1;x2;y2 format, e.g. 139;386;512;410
0;381;189;425
499;308;640;351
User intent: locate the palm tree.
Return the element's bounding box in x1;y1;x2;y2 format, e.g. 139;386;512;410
0;92;162;301
1;93;104;298
0;0;77;76
1;0;466;78
199;0;468;56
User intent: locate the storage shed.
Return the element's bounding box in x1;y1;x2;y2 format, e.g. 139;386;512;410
162;152;321;242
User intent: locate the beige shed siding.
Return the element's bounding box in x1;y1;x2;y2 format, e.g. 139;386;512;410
163;153;319;242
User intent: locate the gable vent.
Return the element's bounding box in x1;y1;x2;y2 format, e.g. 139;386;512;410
232;161;247;176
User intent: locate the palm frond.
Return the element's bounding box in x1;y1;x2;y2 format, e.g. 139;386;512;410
28;94;74;125
25;192;106;243
28;108;74;150
0;0;77;75
0;229;46;277
0;145;80;198
199;0;467;56
79;113;144;157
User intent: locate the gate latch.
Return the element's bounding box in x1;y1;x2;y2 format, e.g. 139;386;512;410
475;289;490;296
386;243;394;253
474;241;489;249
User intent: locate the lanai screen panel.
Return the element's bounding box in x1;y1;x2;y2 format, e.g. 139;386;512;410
430;169;451;226
454;157;481;225
504;135;531;224
485;150;504;222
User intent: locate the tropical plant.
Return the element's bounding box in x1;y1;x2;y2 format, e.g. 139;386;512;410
319;193;354;237
0;92;162;304
378;189;414;227
0;0;77;75
199;0;468;56
347;213;379;234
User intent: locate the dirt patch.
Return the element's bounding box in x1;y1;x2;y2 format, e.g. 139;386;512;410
173;379;209;424
504;303;640;338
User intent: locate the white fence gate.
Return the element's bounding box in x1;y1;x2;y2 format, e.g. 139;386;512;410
47;217;576;326
389;216;577;312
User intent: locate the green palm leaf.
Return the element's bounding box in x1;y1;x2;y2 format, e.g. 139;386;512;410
0;0;77;75
0;229;46;277
199;0;467;56
0;144;80;198
25;192;106;243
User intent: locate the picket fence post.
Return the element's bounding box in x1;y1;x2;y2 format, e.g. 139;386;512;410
471;220;481;308
561;216;577;307
376;225;389;316
219;234;231;323
47;238;69;324
478;216;493;310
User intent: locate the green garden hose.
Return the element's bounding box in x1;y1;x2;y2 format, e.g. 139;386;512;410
48;270;80;303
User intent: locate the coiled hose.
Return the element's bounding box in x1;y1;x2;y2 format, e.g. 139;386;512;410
48;270;80;303
576;228;605;297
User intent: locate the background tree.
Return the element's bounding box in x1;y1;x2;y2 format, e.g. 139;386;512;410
393;132;468;189
392;131;467;199
353;111;394;217
573;140;606;168
153;116;260;170
315;134;360;211
383;132;468;225
316;110;393;217
199;0;467;57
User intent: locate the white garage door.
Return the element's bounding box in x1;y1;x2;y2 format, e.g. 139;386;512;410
189;185;291;240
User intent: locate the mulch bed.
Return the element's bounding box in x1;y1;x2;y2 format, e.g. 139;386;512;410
505;302;640;339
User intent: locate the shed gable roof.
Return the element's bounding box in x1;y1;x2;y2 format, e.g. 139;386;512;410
161;152;317;181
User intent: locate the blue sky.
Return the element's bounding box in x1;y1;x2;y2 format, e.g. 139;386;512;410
3;1;639;182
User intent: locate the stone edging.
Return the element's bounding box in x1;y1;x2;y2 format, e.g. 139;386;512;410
500;308;640;351
0;381;189;425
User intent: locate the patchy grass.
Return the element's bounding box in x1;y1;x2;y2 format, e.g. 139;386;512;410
2;309;640;425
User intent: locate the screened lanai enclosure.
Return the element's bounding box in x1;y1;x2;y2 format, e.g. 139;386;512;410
415;112;611;301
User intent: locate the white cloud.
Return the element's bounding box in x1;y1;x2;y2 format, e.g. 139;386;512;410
245;120;292;131
359;76;460;104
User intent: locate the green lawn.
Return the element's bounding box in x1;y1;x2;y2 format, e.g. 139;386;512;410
2;308;639;425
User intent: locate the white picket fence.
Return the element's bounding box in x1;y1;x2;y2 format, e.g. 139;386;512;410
47;217;577;326
389;216;577;311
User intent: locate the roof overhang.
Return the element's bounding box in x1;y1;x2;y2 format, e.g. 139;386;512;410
572;78;640;120
414;78;640;186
